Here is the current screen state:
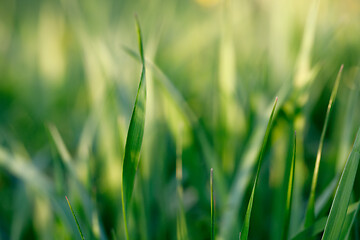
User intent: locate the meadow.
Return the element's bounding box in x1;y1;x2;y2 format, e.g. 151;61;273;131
0;0;360;239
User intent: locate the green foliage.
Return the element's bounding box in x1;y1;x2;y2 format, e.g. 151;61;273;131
1;0;360;239
240;97;278;240
322;128;360;240
121;17;147;239
282;132;296;240
66;196;85;240
210;168;214;240
305;65;344;227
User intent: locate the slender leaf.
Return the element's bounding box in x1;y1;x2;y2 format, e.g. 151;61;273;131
122;45;228;204
305;65;344;227
282;131;296;240
121;16;147;239
65;196;85;240
321;127;360;240
240;97;278;240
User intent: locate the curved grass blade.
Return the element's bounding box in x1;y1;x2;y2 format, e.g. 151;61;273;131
65;196;85;240
282;131;296;240
240;97;278;240
121;16;147;239
305;65;344;227
291;201;360;240
122;45;228;204
211;168;215;240
321;127;360;240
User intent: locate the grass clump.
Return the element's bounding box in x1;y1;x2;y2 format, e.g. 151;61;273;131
0;0;360;240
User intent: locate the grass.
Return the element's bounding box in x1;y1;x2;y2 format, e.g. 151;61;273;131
305;65;344;227
121;16;147;240
240;97;278;240
210;168;214;240
0;0;360;239
322;128;360;239
66;196;85;240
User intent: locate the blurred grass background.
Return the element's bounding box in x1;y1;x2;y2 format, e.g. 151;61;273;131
0;0;360;239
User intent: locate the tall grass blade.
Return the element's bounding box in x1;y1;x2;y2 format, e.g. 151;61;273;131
121;16;147;239
122;45;228;203
65;196;85;240
282;131;296;240
211;168;215;240
321;127;360;240
305;65;344;227
240;97;278;240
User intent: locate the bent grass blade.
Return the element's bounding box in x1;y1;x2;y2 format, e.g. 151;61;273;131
121;16;147;240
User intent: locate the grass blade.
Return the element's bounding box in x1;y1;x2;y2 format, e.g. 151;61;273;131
65;196;85;240
304;65;344;227
282;131;296;240
321;127;360;240
340;197;360;239
176;127;189;240
240;97;278;240
122;45;228;203
291;201;360;240
211;168;215;240
121;16;147;239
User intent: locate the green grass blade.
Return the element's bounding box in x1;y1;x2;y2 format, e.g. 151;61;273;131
176;128;189;240
321;127;360;240
305;65;344;227
240;97;278;240
48;124;107;239
282;131;296;240
340;197;360;239
211;168;215;240
121;16;147;239
65;196;85;240
122;45;228;203
291;201;360;240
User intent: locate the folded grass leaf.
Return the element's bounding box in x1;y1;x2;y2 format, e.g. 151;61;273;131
122;45;228;204
321;127;360;240
305;65;344;227
65;196;85;240
121;16;147;239
240;97;278;240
